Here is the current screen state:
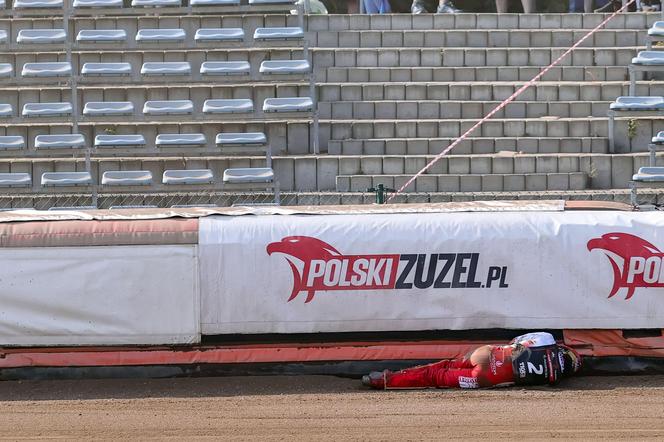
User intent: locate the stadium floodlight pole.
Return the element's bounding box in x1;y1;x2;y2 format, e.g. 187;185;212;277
387;0;636;203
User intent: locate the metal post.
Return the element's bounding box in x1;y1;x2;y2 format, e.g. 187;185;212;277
649;144;657;166
630;182;638;206
608;111;616;153
629;65;636;96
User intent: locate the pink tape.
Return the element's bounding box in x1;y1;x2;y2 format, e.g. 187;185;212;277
388;0;636;202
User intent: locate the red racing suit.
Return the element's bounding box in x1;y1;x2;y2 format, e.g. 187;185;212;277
383;332;565;389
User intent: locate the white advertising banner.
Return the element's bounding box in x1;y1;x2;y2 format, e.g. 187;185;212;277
0;245;199;346
199;211;664;334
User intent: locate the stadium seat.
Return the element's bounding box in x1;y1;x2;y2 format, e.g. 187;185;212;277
647;21;664;50
223;167;274;184
633;167;664;182
22;102;71;117
14;0;63;7
629;52;664;95
22;62;72;78
249;0;296;4
94;134;146;148
102;170;153;186
259;60;310;75
16;29;66;44
73;0;122;6
253;27;304;41
609;96;664;111
200;61;250;76
0;136;25;150
156;133;206;146
81;62;132;76
135;29;185;42
0;173;31;187
41;171;92;186
0;31;7;44
76;29;127;42
631;51;664;66
203;99;253;114
35;134;85;149
652;131;664;144
47;206;97;210
216;132;267;146
194;28;244;42
163;169;214;185
132;0;180;6
0;104;12;117
263;97;313;112
83;101;134;116
143;100;193;115
141;62;191;76
191;0;239;4
109;205;158;209
0;64;13;78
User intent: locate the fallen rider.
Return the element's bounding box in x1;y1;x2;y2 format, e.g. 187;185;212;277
362;332;582;389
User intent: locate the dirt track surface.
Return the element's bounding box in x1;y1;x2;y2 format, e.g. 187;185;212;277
2;375;664;440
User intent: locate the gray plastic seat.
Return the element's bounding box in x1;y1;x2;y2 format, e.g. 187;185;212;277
194;28;244;42
143;100;193;115
0;104;12;117
135;29;185;42
163;169;214;185
81;62;132;76
216;132;267;145
633;167;664;182
191;0;238;4
76;29;127;42
0;136;25;150
0;64;12;78
223;167;274;184
102;170;153;186
73;0;122;6
141;62;191;76
200;61;250;76
249;0;296;3
0;173;31;187
132;0;180;5
0;31;7;44
22;62;72;78
35;134;85;149
17;29;66;44
652;131;664;145
632;51;664;65
156;133;206;146
253;27;303;41
203;99;253;114
263;97;313;112
260;59;310;75
609;96;664;111
22;102;71;117
95;134;146;148
83;101;134;116
41;171;92;186
649;21;664;36
14;0;63;7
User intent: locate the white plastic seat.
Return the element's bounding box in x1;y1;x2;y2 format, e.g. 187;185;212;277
194;28;244;42
73;0;122;6
156;133;206;146
22;62;72;78
132;0;180;5
41;171;92;186
163;169;214;185
102;170;153;186
141;62;191;76
0;136;25;150
253;27;304;41
223;167;274;184
135;29;185;42
203;99;253;114
609;96;664;111
191;0;238;4
35;134;85;149
83;101;134;116
263;97;313;112
633;167;664;182
259;59;310;75
0;173;31;187
17;29;66;44
648;21;664;36
14;0;63;7
95;134;146;148
249;0;296;3
76;29;127;42
0;104;12;117
22;102;71;117
81;62;132;76
216;132;267;145
632;51;664;65
143;100;193;115
200;61;250;76
652;131;664;145
0;64;12;78
0;31;7;44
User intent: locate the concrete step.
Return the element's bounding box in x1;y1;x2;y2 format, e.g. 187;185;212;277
320;100;611;120
327;137;609;155
321;66;630;83
336;172;589;192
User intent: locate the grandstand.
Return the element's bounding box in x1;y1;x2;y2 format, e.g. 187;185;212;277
0;2;662;208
